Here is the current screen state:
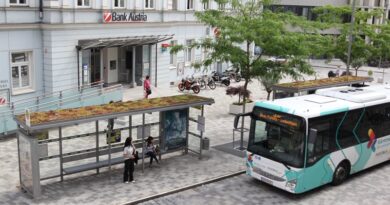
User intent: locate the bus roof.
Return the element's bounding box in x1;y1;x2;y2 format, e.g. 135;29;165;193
255;85;390;119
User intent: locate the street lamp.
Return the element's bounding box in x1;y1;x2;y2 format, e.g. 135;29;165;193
346;0;357;75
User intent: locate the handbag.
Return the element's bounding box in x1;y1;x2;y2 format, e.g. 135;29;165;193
133;149;140;164
146;89;152;95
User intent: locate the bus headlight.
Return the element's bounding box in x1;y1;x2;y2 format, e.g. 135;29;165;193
286;179;297;190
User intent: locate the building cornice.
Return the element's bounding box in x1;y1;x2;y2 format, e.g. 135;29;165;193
0;21;205;31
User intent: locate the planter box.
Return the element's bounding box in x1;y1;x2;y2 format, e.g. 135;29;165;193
229;102;254;115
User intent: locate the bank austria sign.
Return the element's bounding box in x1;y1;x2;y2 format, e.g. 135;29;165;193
103;11;147;23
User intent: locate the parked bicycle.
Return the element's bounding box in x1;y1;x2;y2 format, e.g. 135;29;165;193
199;75;216;90
224;68;241;82
211;71;230;86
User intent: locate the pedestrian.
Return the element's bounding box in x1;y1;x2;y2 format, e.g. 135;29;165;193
145;136;159;167
144;75;151;99
123;137;136;183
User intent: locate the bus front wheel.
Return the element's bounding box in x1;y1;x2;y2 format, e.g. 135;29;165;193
332;161;350;186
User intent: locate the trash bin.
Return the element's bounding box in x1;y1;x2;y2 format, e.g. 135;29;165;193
202;137;210;150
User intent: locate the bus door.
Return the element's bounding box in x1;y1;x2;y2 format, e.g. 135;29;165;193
305;119;334;187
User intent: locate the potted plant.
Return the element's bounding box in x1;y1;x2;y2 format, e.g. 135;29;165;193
226;86;254;115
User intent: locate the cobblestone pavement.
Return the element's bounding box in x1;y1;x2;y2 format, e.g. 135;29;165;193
142;161;390;205
0;65;388;205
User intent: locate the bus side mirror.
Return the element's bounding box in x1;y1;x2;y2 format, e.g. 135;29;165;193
234;112;252;129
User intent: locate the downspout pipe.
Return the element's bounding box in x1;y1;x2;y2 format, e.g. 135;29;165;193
76;46;82;90
39;0;43;20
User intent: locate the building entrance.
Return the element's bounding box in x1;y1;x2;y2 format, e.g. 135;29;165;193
77;35;173;88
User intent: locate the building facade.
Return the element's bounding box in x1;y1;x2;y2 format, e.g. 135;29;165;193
275;0;390;24
0;0;231;105
1;0;389;105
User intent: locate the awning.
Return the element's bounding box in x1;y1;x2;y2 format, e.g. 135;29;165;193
77;34;174;50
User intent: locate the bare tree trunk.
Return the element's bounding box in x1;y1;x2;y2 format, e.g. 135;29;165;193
355;68;358;76
267;91;271;100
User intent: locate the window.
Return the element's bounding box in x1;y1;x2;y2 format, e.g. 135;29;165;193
218;3;225;10
113;0;125;8
9;0;27;5
77;0;90;7
203;0;210;10
170;40;177;66
11;52;33;92
185;40;194;63
337;111;360;148
187;0;194;10
307;117;337;165
167;0;177;10
145;0;154;9
358;106;388;141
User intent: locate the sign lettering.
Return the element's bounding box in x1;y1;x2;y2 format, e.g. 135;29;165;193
103;11;147;23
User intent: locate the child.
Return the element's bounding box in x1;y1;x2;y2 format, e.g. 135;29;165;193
145;136;159;167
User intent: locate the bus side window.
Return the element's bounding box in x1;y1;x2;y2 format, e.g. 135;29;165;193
358;106;385;141
307;120;331;164
337;111;360;148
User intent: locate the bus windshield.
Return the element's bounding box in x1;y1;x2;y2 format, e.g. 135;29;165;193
248;108;305;168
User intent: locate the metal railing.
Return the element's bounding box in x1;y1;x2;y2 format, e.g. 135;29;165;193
0;84;123;136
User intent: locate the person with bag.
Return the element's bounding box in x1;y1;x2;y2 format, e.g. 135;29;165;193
145;136;159;167
123;137;136;183
144;75;151;99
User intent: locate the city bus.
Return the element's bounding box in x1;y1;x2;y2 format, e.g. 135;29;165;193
234;85;390;193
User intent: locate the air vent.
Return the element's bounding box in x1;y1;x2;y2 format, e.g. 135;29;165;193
305;96;336;104
317;87;386;103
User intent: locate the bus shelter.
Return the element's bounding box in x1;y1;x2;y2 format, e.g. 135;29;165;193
14;95;214;198
271;76;373;99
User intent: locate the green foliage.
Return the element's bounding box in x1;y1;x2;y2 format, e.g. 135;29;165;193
172;0;330;97
313;5;385;75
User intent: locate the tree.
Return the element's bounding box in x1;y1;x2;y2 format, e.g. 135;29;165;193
171;0;330;149
371;21;390;80
314;6;383;76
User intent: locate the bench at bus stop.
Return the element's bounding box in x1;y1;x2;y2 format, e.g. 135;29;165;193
62;138;161;175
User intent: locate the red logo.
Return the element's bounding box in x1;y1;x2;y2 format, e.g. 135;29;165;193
103;12;112;23
0;97;6;105
213;28;221;37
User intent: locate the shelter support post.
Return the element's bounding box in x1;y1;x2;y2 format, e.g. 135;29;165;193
95;121;99;174
59;127;63;181
108;126;112;173
142;113;145;173
199;106;204;160
129;116;132;139
185;109;189;154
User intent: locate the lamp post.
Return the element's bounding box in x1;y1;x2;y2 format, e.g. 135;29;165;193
346;0;357;75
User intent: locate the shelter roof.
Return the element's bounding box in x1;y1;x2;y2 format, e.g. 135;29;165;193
271;76;373;93
15;95;214;131
77;34;174;50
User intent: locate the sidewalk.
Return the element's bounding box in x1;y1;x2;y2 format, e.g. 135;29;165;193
0;83;256;205
310;59;388;74
0;68;361;205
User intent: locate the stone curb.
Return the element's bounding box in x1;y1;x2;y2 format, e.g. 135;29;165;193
121;170;246;205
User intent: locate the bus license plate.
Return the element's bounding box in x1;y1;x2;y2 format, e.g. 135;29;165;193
260;177;273;185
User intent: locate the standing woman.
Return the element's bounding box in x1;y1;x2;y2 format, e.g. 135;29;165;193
144;75;151;99
123;137;136;183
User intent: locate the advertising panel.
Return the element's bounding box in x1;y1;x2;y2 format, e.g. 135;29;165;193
161;109;188;152
18;134;33;193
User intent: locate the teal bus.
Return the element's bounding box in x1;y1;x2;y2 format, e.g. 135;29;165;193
235;85;390;193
